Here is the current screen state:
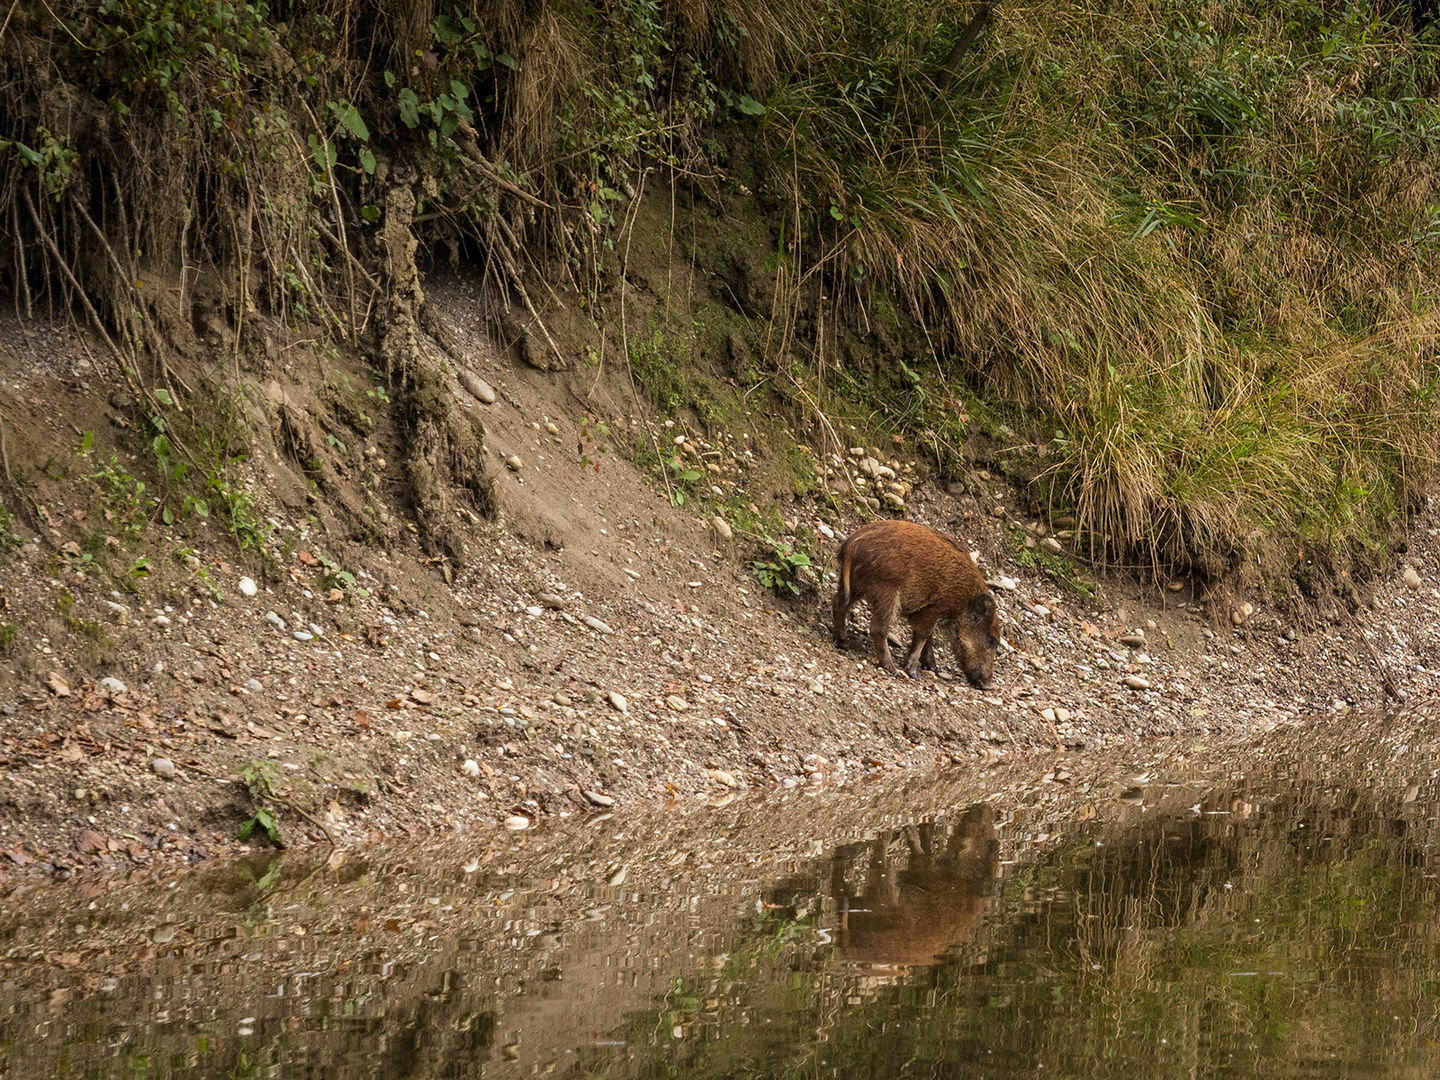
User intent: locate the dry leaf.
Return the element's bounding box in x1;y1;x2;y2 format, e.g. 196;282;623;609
46;672;71;697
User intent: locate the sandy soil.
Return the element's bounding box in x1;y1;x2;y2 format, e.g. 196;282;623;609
0;271;1436;880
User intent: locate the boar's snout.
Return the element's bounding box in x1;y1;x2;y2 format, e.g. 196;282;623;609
964;653;996;690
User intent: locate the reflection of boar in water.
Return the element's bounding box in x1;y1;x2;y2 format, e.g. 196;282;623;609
830;805;999;976
832;520;1000;687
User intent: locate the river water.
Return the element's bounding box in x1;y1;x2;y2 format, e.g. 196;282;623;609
1;722;1438;1078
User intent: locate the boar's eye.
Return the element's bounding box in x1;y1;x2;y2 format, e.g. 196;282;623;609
987;635;998;649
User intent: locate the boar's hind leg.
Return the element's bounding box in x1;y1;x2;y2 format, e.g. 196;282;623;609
903;608;943;679
868;588;903;674
832;583;854;649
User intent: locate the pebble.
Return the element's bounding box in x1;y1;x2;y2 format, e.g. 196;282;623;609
607;691;628;713
525;605;544;617
460;370;496;404
293;631;314;642
244;678;265;693
1119;632;1146;647
712;515;733;541
1040;537;1063;555
990;504;1006;518
1404;565;1423;589
995;577;1018;591
100;677;127;694
583;790;615;808
545;421;560;435
151;758;176;779
817;523;835;540
665;695;689;712
583;615;614;635
707;769;739;788
461;759;481;777
553;692;572;706
1231;602;1254;626
505;455;524;471
153;615;171;629
883;492;905;510
503;816;530;831
104;601;130;616
308;622;325;638
536;591;566;609
1123;675;1151;690
239;577;258;598
265;612;287;630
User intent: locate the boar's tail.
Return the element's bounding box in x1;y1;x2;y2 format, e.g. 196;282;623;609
835;539;853;607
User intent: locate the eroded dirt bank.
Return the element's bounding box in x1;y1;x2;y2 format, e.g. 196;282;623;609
0;274;1437;879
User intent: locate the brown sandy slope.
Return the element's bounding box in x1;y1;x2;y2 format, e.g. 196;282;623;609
0;272;1437;879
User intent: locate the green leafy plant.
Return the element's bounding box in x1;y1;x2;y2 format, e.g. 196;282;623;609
314;550;370;598
0;502;21;549
750;535;813;596
239;759;285;846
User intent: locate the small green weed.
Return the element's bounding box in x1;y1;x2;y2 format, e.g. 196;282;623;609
314;551;370;598
239;759;285;846
1007;534;1095;598
0;623;16;656
750;534;814;596
0;502;23;550
85;451;152;539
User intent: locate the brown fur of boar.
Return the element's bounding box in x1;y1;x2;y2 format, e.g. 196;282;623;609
832;520;1000;687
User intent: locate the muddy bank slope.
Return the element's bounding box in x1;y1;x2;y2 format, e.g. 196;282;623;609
0;272;1437;876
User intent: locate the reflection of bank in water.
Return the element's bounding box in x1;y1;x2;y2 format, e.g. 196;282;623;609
824;804;1000;982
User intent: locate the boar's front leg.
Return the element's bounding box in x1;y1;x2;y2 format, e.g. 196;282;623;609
903;608;942;679
868;587;903;675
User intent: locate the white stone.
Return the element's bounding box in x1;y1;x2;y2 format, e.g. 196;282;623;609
238;577;258;597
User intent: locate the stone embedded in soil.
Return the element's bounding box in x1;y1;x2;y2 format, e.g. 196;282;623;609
265;612;287;630
100;676;127;694
553;692;572;706
1123;675;1151;690
583;615;614;635
293;631;313;642
995;576;1018;591
239;577;258;597
461;759;481;777
525;605;544;617
1231;602;1254;626
1404;565;1424;589
712;515;733;541
536;591;566;610
583;790;616;808
665;695;689;711
1040;537;1063;554
505;454;524;471
459;369;496;404
1119;632;1146;647
243;678;264;694
503;816;530;831
707;769;739;788
607;691;628;713
151;757;176;778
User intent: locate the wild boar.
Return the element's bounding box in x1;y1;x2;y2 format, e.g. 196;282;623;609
832;520;1000;686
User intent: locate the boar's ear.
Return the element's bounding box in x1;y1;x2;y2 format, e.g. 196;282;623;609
966;591;996;625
